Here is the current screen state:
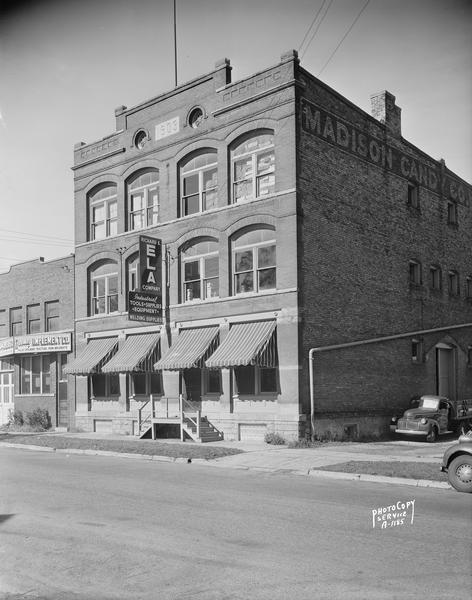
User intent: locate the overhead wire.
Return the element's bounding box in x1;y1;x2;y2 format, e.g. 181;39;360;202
298;0;328;55
0;228;73;243
318;0;371;76
300;0;335;59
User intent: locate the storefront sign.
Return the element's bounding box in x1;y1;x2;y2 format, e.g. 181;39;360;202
0;332;72;357
14;332;72;354
128;291;162;324
0;337;14;358
139;236;162;294
301;98;471;204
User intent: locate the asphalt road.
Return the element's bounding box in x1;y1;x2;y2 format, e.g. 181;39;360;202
0;447;471;600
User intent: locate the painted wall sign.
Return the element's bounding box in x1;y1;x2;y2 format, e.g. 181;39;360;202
0;332;72;357
155;116;179;141
301;98;471;204
128;291;162;324
139;236;162;294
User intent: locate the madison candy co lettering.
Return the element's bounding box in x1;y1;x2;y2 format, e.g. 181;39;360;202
301;98;471;204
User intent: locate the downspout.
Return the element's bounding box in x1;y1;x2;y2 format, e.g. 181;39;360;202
309;322;472;441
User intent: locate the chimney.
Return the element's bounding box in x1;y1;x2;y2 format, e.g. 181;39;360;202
214;58;232;90
370;91;401;138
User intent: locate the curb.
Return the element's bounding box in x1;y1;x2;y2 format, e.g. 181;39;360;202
0;441;451;489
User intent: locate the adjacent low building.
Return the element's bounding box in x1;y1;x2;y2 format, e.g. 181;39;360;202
0;256;75;428
65;50;472;441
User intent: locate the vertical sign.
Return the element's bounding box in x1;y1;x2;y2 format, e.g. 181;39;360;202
139;236;162;293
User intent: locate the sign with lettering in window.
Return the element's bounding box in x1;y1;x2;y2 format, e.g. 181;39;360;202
139;236;162;294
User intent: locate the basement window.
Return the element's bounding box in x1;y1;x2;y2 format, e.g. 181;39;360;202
411;339;423;363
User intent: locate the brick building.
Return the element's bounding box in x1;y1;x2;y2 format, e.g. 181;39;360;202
66;50;472;441
0;256;75;428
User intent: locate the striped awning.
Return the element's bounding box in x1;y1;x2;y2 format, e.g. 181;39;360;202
64;337;118;375
154;326;219;370
101;333;160;373
205;321;277;368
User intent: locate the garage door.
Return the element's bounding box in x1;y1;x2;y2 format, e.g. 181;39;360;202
238;423;267;442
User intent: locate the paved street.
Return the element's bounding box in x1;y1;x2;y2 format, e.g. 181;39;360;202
0;447;471;600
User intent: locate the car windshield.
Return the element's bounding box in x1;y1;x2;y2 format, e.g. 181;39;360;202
420;397;439;410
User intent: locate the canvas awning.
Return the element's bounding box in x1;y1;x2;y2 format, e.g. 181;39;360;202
154;326;219;370
64;337;118;375
101;333;160;373
205;321;277;368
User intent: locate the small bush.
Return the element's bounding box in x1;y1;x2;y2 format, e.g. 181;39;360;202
8;410;24;427
24;408;51;431
264;432;286;445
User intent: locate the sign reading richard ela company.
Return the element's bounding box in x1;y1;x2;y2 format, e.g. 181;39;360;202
128;236;163;323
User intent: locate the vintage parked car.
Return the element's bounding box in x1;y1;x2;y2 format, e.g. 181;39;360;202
390;395;472;442
441;429;472;493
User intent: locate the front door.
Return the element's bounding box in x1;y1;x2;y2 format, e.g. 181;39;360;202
0;364;14;425
182;368;202;408
436;344;455;399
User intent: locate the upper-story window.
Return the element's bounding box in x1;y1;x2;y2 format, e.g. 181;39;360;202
231;132;275;203
45;301;59;332
27;304;41;334
0;310;6;339
181;239;219;302
429;265;442;290
89;261;119;316
448;270;460;296
127;253;139;294
10;307;22;336
232;228;276;295
407;184;419;209
89;184;117;241
409;260;422;285
180;151;217;216
466;277;472;300
447;200;458;225
127;169;159;231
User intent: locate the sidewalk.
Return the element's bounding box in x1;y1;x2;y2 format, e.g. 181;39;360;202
0;432;452;490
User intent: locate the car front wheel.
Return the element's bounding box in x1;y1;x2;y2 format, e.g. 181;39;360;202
447;455;472;493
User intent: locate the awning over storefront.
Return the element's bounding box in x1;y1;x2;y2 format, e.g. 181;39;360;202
205;321;277;368
154;326;219;370
64;337;118;375
101;333;160;373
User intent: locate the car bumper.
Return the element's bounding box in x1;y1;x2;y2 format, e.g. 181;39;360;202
394;429;428;436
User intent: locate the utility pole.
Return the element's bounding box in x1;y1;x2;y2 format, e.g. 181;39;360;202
174;0;178;87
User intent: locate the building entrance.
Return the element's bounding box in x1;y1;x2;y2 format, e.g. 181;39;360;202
0;363;14;425
436;343;456;399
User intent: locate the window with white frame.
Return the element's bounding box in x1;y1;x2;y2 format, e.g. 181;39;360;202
233;365;278;395
20;355;51;394
180;152;217;216
409;260;421;285
27;304;41;334
89;184;117;241
429;265;442;290
127;170;159;231
90;262;119;316
181;239;219;302
231;132;275;203
232;229;276;295
448;270;460;296
10;307;22;336
45;301;59;332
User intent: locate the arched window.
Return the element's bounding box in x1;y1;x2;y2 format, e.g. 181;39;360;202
88;184;117;241
126;253;139;310
232;228;276;295
127;169;159;231
180;151;217;216
181;239;219;302
231;132;275;203
89;261;119;316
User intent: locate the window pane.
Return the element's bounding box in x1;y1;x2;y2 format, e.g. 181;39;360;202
235;365;255;395
109;219;118;236
260;367;277;393
257;151;274;174
21;358;30;394
92;374;106;397
235;250;253;273
108;294;119;313
257;173;275;196
42;356;51;393
108;201;117;219
131;193;144;211
109;375;120;395
31;356;41;393
204;256;218;278
258;268;276;290
184;195;200;215
133;373;146;395
184;260;200;281
233;181;253;202
206;370;221;393
203;168;217;190
258;245;276;268
204;278;219;298
184;281;201;301
203;189;217;211
183;174;199;196
235;272;254;294
93;205;105;222
150;373;163;395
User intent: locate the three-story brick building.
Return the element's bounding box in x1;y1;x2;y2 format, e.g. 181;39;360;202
66;50;472;441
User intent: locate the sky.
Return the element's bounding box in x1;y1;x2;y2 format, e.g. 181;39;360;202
0;0;470;273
